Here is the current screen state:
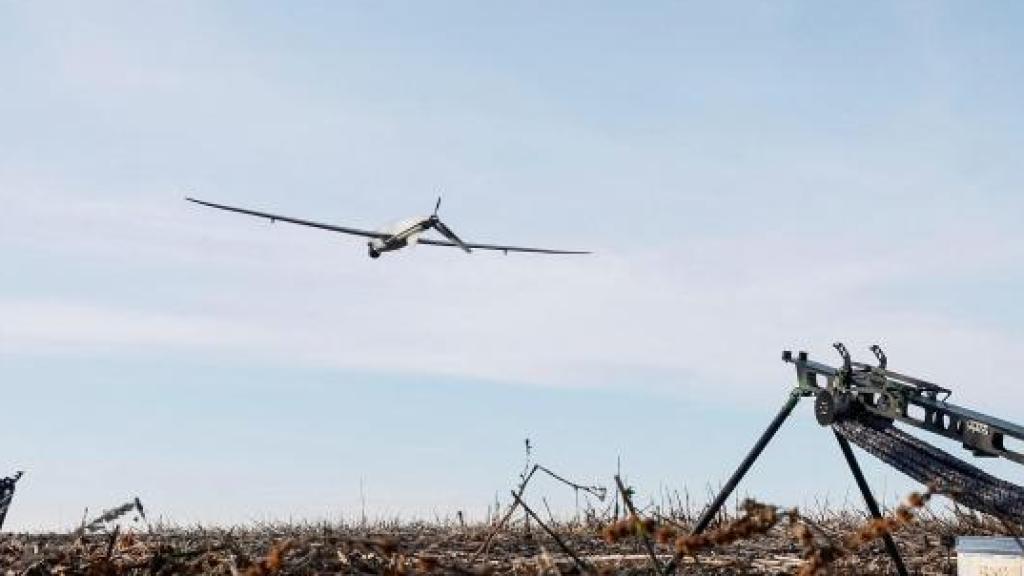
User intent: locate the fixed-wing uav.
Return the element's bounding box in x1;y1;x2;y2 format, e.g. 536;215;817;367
186;197;590;259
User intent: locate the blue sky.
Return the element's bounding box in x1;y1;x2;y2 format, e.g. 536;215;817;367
2;2;1023;530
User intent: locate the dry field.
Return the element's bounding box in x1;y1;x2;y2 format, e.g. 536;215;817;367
3;456;1016;575
1;490;1009;575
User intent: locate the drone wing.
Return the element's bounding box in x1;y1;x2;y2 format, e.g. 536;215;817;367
417;237;591;255
185;197;389;239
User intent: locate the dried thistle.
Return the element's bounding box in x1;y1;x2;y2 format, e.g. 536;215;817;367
796;485;935;575
241;540;291;576
844;486;933;552
674;500;784;556
655;525;679;545
601;515;659;544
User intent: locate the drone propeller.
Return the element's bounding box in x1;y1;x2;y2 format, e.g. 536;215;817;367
432;218;471;253
426;195;470;252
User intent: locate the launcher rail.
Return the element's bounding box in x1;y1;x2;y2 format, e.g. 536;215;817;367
784;344;1024;465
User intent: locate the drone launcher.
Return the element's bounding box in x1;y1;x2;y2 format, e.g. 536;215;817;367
784;345;1024;465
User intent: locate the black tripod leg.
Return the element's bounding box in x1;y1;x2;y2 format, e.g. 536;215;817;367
0;495;10;531
692;393;801;534
664;393;801;573
834;430;909;576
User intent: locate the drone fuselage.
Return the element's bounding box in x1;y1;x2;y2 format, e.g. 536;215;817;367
367;216;432;258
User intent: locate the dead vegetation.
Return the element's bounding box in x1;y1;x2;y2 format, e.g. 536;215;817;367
2;476;1013;575
1;445;1018;575
0;503;984;575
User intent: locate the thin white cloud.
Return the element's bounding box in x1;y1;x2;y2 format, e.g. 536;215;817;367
3;189;1022;414
0;299;259;357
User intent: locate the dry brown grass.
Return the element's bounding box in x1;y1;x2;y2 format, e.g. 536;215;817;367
0;454;1000;576
0;486;989;575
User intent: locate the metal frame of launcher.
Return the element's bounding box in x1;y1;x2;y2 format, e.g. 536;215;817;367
785;343;1024;465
